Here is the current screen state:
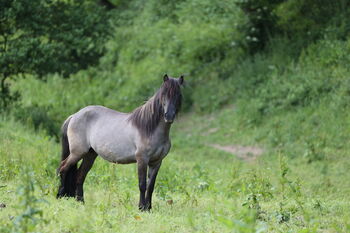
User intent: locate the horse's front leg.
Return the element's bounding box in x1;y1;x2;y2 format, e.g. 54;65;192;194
137;156;148;211
145;162;162;210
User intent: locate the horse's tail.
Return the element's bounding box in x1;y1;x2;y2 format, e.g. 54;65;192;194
57;116;77;198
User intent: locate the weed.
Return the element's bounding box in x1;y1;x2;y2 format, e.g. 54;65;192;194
13;169;46;232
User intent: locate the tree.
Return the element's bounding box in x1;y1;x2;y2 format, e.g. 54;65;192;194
236;0;284;52
0;0;112;110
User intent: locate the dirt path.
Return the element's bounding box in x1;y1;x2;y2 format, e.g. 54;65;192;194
209;144;264;162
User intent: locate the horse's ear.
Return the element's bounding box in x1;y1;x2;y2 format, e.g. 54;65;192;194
178;75;184;85
163;74;169;82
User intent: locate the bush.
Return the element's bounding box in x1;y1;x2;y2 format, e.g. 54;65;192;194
237;0;350;52
238;38;350;117
275;0;349;41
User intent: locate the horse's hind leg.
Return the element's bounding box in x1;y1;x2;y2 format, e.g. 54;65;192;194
75;150;97;202
59;153;83;174
58;153;84;197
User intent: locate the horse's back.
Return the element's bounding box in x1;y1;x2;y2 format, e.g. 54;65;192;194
75;105;126;118
68;105;125;135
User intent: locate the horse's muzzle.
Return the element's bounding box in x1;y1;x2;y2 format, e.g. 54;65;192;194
164;118;174;123
164;112;175;123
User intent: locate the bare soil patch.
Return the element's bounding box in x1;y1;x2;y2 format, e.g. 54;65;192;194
209;144;264;161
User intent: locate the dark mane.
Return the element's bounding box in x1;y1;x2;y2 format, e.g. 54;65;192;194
128;78;182;137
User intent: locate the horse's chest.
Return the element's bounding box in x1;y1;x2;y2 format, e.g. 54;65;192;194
148;141;171;162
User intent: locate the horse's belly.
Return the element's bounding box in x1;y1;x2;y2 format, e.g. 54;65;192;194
89;119;139;164
94;144;137;164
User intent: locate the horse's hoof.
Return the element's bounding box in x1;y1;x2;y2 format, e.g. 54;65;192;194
139;205;151;212
76;196;85;203
57;188;66;199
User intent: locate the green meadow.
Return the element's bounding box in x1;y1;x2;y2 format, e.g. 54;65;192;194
1;0;350;232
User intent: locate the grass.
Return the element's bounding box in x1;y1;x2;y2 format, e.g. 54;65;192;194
1;100;350;232
2;1;350;232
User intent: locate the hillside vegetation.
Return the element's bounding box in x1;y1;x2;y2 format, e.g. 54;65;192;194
1;0;350;232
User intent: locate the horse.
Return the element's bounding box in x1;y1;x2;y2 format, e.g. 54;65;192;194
56;74;184;211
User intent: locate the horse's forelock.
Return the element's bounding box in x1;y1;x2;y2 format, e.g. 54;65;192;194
161;78;182;111
161;78;181;98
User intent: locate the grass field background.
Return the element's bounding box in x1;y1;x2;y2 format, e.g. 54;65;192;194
1;103;350;232
1;0;350;232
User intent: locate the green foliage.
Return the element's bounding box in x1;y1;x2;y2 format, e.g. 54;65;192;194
229;38;350;122
1;1;350;231
237;0;350;52
13;104;59;137
13;169;45;232
275;0;350;40
103;0;244;111
9;0;245;136
0;0;111;109
236;0;283;51
1;96;350;231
